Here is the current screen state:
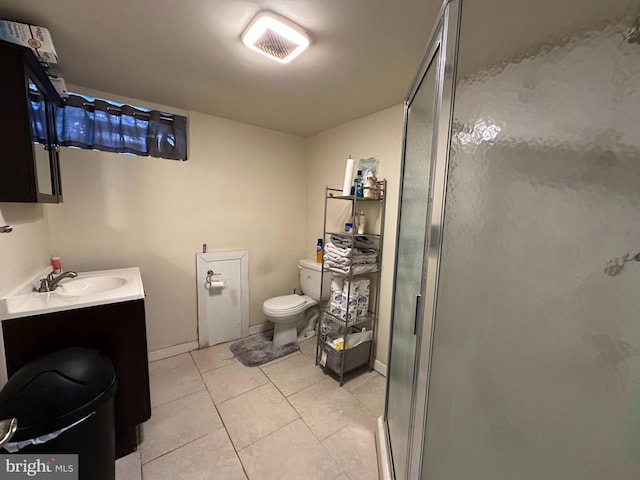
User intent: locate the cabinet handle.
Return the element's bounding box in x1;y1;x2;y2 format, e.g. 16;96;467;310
413;294;422;335
0;226;12;233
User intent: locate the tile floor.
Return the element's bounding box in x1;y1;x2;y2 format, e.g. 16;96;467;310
115;336;386;480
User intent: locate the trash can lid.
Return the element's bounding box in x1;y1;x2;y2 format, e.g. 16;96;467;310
0;347;116;440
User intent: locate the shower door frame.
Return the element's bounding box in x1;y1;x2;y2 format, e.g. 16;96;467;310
410;1;459;478
381;1;461;478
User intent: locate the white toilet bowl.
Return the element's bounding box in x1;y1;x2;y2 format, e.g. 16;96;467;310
263;294;318;346
263;259;329;347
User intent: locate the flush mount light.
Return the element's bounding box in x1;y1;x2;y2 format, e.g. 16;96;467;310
241;12;310;64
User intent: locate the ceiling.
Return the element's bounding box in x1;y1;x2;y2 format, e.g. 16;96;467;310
0;0;441;137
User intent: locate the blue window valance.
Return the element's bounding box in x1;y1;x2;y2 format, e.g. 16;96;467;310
38;92;188;160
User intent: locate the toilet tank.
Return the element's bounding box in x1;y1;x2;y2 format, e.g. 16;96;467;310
299;259;330;301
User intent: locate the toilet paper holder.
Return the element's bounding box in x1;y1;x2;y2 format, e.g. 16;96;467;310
205;270;226;288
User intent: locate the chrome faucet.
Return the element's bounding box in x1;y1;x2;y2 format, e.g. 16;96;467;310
37;271;78;292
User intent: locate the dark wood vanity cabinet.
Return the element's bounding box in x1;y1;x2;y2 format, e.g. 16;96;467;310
0;39;63;203
2;299;151;458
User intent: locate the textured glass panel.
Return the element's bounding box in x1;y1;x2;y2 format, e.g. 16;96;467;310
423;1;640;479
387;49;439;480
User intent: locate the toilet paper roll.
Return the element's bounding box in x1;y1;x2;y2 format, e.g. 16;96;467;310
358;278;370;295
342;156;355;196
331;292;344;303
342;279;359;296
206;280;225;289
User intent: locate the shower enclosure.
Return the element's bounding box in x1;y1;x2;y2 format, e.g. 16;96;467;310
381;0;640;478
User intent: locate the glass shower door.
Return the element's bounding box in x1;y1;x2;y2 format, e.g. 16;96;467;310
384;3;461;477
421;0;640;479
385;36;441;480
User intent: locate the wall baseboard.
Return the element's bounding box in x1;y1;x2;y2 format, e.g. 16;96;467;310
148;334;388;379
148;326;272;363
374;359;387;377
248;322;274;336
148;341;199;362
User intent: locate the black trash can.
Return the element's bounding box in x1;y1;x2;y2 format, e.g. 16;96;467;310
0;347;117;480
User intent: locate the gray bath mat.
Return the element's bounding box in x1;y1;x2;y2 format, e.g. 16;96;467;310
230;333;300;367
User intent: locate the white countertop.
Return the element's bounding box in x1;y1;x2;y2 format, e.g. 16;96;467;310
0;267;145;320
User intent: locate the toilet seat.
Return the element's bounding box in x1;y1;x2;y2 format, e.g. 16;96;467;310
263;294;310;318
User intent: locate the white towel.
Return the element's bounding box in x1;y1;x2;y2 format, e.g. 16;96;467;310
324;243;352;257
330;234;379;253
328;264;378;275
325;243;378;261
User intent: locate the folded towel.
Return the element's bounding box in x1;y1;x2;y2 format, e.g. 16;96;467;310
325;243;378;260
324;254;351;266
330;234;379;253
325;254;377;266
324;243;352;257
324;252;377;269
323;241;379;275
327;263;378;275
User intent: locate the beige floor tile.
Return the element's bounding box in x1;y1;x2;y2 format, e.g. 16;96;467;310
148;353;194;377
289;378;377;440
238;419;339;480
149;356;205;408
298;337;318;358
141;340;383;480
322;424;379;480
257;350;302;368
342;369;382;393
191;343;238;373
142;429;246;480
141;390;223;464
351;375;386;417
116;451;141;480
218;383;299;450
261;352;327;397
202;361;270;404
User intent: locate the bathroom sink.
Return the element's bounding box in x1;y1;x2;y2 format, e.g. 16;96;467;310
0;267;144;320
56;275;129;296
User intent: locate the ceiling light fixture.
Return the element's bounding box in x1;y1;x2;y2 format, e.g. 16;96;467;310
241;12;310;64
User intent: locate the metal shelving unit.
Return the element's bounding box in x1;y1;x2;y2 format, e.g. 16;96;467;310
315;180;386;385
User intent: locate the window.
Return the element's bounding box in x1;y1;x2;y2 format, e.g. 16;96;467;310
52;93;188;160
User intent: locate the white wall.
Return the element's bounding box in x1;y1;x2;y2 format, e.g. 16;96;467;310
305;105;404;370
0;204;51;296
1;86;403;366
45;89;307;352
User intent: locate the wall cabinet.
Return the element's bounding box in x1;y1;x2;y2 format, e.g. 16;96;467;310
316;180;386;385
2;299;151;458
0;39;63;203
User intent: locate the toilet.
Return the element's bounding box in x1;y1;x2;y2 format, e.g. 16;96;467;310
263;259;331;347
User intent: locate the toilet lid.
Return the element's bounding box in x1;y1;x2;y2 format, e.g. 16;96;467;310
263;294;306;312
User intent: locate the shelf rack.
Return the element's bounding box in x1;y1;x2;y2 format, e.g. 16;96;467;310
315;180;387;385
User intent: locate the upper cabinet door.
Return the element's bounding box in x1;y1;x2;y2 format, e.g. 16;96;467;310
27;79;54;199
0;40;62;203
